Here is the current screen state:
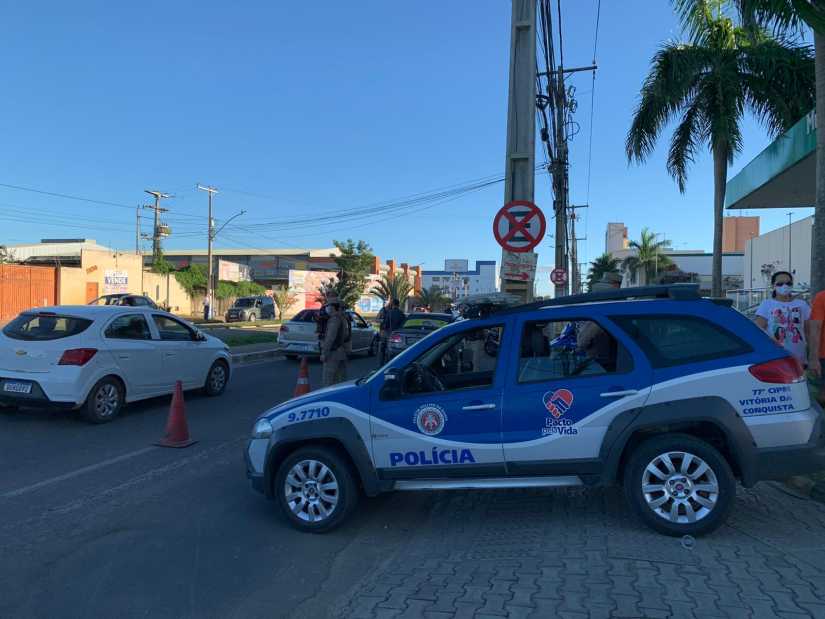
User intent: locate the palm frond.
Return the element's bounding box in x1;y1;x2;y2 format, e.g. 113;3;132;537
626;44;712;163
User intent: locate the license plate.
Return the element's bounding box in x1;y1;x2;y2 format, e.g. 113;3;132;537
3;381;32;394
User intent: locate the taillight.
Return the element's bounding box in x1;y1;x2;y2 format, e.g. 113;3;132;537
390;333;403;344
748;357;803;384
58;348;98;366
280;325;289;333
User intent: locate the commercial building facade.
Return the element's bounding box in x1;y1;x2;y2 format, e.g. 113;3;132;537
422;260;498;300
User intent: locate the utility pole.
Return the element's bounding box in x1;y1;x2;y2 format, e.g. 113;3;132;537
198;184;219;319
501;0;537;302
552;65;569;298
144;190;170;264
135;205;141;255
567;204;588;294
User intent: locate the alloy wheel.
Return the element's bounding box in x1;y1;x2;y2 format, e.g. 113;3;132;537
641;451;719;524
209;364;226;392
284;459;339;523
94;383;120;418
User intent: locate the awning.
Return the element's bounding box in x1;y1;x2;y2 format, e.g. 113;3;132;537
725;110;815;209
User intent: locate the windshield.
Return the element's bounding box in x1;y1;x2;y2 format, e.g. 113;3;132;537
3;313;93;341
234;298;255;308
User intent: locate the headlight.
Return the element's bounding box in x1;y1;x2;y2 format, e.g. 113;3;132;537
251;418;273;439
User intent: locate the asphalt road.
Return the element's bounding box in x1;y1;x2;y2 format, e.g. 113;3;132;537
0;354;426;619
4;355;825;618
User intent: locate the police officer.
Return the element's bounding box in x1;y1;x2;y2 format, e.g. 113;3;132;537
380;298;406;363
321;294;351;386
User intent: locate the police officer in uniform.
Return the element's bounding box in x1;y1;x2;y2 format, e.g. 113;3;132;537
321;294;351;386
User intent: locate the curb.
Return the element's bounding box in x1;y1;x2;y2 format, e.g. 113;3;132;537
230;349;283;364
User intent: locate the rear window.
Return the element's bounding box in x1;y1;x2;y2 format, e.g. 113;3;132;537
3;313;93;341
611;315;752;368
292;310;319;322
402;317;450;330
234;298;255;308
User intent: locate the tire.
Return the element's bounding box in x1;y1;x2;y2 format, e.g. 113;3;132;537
204;360;229;396
623;433;735;537
248;312;257;322
81;377;124;424
274;446;358;533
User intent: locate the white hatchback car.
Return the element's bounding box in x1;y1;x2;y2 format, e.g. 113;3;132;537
0;306;231;423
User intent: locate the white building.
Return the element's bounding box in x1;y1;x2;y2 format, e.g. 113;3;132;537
744;215;813;289
605;223;629;254
422;260;498;300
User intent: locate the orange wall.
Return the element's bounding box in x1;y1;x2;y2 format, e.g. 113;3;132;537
722;217;759;253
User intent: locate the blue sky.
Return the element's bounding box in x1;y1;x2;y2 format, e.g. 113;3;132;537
0;1;813;292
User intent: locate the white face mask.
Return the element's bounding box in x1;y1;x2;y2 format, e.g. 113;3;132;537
774;284;792;296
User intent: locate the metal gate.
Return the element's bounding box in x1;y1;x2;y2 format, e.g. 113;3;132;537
0;265;57;321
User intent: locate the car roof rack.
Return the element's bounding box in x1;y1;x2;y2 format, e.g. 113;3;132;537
494;284;701;315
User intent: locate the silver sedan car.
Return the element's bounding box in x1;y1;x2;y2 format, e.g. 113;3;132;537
278;309;378;359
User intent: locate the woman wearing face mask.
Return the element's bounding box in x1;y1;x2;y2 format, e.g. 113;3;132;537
754;271;813;367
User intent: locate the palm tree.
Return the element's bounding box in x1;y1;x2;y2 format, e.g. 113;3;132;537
709;0;825;296
622;228;674;285
415;285;449;311
316;278;361;308
585;253;621;291
370;272;413;306
627;3;815;296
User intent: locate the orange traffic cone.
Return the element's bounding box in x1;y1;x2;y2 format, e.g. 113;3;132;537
294;356;311;397
156;381;197;448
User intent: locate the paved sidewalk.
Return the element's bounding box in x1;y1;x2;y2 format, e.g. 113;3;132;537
335;484;825;618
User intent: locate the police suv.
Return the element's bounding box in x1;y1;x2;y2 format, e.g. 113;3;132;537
246;285;825;536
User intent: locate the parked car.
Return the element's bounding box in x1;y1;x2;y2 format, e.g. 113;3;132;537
225;296;275;322
278;308;378;359
387;312;454;358
89;294;158;309
0;306;231;423
246;284;825;536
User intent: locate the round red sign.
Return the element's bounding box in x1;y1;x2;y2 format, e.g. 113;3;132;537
493;201;546;253
550;268;568;285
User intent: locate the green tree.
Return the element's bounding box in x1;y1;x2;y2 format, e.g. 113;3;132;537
330;239;374;306
370;272;413;305
317;277;362;309
627;2;815;296
622;228;675;285
415;285;449;311
272;286;297;319
585;253;621;291
173;264;207;295
0;246;16;264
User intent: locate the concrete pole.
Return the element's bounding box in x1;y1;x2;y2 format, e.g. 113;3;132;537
198;185;219;319
501;0;537;302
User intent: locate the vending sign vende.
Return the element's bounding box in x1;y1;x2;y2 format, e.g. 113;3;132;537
103;270;128;294
493;201;546;253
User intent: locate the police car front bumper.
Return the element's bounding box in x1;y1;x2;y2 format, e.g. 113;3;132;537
245;438;268;494
752;405;825;482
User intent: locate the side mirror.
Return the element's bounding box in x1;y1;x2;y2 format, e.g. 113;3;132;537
194;330;208;342
379;368;403;400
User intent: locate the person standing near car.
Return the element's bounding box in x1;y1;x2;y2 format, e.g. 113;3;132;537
321;294;351;386
754;271;813;368
380;298;406;363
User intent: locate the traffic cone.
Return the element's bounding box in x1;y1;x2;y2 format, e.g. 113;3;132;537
155;381;197;448
294;356;311;397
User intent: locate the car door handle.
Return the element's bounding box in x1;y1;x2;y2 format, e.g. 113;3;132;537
461;403;497;411
600;389;639;398
164;352;176;357
117;354;130;360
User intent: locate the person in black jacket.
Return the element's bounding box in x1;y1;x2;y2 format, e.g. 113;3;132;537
380;298;406;363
